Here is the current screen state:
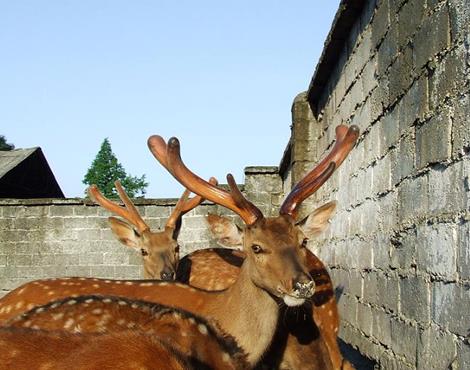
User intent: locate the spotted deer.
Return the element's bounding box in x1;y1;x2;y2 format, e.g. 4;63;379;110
147;125;359;369
89;179;216;280
1;296;248;370
0;126;356;368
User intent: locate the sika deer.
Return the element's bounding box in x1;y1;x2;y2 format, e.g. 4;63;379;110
0;125;358;368
1;296;248;370
89;179;214;280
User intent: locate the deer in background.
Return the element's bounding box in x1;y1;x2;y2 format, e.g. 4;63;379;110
1;296;249;370
88;179;216;280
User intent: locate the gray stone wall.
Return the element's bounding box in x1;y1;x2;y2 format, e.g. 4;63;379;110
280;0;469;368
0;168;282;297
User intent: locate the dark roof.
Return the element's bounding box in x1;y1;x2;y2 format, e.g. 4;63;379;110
307;0;367;114
0;148;64;198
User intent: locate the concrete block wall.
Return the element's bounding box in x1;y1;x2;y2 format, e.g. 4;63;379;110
0;168;282;297
283;0;469;368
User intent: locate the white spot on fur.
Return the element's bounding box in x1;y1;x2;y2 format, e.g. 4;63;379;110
328;310;333;317
47;291;55;296
23;320;32;327
117;319;126;326
222;353;231;363
188;318;196;324
52;313;64;321
64;318;75;329
118;301;127;306
197;324;208;335
92;308;103;315
103;298;112;303
15;301;24;309
125;281;133;285
85;299;94;304
67;300;77;305
139;282;153;287
35;307;45;314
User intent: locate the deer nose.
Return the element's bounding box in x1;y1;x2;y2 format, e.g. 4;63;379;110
293;275;315;298
160;270;175;281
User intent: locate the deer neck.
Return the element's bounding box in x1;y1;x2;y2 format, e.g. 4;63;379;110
203;264;280;366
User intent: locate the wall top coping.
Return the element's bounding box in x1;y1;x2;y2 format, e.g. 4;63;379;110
307;0;367;114
244;166;279;175
0;197;215;207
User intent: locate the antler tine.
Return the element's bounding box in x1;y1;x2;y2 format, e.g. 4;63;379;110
88;183;149;234
280;125;359;219
165;188;192;229
148;135;263;225
114;181;150;233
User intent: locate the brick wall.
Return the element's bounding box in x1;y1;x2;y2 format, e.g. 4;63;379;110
279;0;469;368
0;168;282;297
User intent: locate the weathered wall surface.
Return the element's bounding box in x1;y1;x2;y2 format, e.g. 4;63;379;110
279;0;469;368
0;168;282;297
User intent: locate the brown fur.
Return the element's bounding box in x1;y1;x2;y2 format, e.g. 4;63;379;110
5;296;248;370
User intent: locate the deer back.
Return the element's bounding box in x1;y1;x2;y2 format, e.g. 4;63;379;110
4;296;248;370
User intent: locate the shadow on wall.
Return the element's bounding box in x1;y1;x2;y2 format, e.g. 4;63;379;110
339;339;377;369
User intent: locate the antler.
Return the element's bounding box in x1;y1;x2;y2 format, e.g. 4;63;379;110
165;177;219;229
88;181;150;234
148;136;263;226
280;125;359;219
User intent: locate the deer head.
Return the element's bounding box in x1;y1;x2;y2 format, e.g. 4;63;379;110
88;180;213;280
147;125;359;306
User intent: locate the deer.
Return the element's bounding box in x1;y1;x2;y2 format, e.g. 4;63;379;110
1;125;358;369
88;179;218;280
0;295;249;370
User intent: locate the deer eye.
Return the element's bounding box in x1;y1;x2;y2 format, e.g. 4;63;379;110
251;245;262;254
141;249;149;256
301;238;309;248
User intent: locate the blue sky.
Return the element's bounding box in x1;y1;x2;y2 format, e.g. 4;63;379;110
1;1;341;198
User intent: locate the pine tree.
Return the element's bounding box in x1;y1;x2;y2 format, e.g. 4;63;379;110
83;138;148;198
0;135;15;151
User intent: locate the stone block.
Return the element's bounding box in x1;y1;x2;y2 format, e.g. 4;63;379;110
390;318;418;363
432;281;470;336
349;269;364;298
457;220;470;280
452;94;470;158
397;0;426;47
390;227;417;271
49;205;74;217
430;44;468;111
371;0;390;48
389;45;414;104
417;223;457;278
417;326;457;370
372;308;393;348
391;133;415;186
113;265;143;279
363;271;379;305
338;293;358;326
377;272;400;313
372;153;392;195
427;159;469;215
397;175;429;223
413;5;451;71
361;56;378;98
380;109;400;153
399;75;429;134
448;0;470;42
357;302;374;336
73;205;98;217
378;19;398;76
32;254;55;266
400;275;431;324
456;340;470;369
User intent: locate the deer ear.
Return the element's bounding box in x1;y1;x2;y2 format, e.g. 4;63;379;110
299;201;336;238
206;214;243;247
108;216;141;249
